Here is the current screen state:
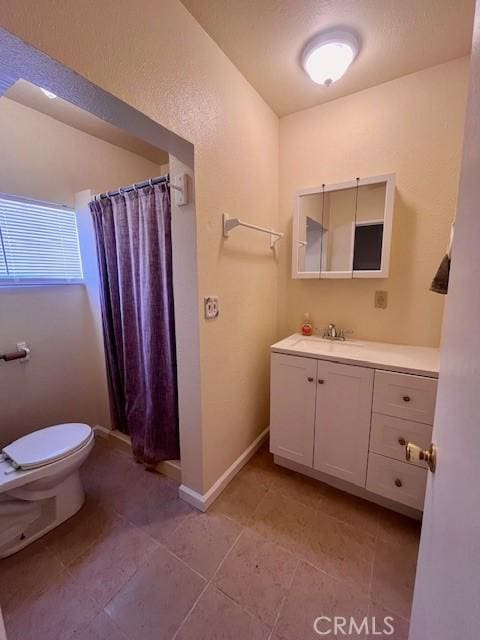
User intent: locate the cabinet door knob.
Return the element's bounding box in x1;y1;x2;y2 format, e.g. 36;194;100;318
318;379;325;384
307;376;314;382
394;478;403;488
403;395;411;402
398;437;406;446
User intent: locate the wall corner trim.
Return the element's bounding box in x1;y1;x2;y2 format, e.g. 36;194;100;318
178;426;269;512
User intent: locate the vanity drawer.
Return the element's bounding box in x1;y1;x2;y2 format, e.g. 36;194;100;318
373;370;437;424
370;414;432;467
366;452;427;510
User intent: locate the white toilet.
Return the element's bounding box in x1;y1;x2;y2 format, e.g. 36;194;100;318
0;423;94;558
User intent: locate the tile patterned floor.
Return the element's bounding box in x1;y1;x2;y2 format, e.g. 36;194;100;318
0;437;420;639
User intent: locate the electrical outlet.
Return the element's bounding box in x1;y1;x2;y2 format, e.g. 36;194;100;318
204;296;219;319
375;290;388;309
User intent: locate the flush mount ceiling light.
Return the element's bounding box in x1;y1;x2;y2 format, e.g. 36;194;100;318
302;30;359;87
40;88;57;99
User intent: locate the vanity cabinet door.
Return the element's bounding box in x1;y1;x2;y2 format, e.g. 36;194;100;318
270;353;317;466
313;361;374;487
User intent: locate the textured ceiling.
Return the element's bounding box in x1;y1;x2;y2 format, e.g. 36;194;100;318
180;0;475;116
6;79;169;165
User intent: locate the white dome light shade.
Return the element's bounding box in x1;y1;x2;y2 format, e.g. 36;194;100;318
302;31;359;86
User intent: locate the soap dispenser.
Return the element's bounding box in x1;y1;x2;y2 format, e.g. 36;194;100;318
301;313;313;336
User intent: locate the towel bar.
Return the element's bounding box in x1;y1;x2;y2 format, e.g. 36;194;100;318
223;213;284;249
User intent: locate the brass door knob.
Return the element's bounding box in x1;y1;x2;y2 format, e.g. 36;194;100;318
394;478;402;487
307;376;314;382
398;437;406;446
318;379;325;384
403;395;411;402
406;442;437;473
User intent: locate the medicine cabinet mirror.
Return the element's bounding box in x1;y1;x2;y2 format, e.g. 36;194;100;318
292;174;395;279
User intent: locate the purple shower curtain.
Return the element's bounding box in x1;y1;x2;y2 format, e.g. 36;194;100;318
89;182;179;464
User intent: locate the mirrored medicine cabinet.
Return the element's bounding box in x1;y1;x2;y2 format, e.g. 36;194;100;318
292;174;395;279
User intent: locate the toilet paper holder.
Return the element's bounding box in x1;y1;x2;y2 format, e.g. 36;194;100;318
0;342;30;363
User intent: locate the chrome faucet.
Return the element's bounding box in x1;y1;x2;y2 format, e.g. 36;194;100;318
322;323;346;341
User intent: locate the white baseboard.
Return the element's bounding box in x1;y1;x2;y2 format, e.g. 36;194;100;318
179;427;269;512
93;424;112;438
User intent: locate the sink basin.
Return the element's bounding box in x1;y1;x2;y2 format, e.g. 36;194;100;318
271;333;440;378
291;336;365;349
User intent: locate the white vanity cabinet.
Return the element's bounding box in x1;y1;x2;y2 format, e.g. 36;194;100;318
269;353;317;466
313;360;373;487
270;354;373;485
270;335;440;515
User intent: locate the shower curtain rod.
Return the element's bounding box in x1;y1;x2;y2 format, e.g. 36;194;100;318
93;174;183;201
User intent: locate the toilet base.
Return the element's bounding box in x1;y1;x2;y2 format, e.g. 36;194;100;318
0;471;85;558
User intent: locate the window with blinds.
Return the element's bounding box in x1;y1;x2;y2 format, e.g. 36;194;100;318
0;194;84;285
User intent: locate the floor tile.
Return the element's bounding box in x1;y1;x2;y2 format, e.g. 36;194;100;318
367;602;410;640
214;529;298;625
81;446;143;514
275;561;370;640
249;444;275;469
315;485;386;537
250;491;312;555
43;494;119;566
5;570;100;640
235;459;278;488
236;443;284;488
298;509;376;592
269;468;329;510
123;475;193;542
0;540;64;619
165;512;241;579
371;538;418;619
69;611;130;640
68;514;158;607
375;509;422;547
105;546;206;640
111;466;175;519
2;436;421;640
210;474;269;526
176;585;270;640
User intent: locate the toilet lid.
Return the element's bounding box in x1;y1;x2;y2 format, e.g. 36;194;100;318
2;423;92;470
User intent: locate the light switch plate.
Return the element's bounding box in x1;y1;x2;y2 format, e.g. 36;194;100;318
173;174;188;206
204;296;219;319
375;290;388;309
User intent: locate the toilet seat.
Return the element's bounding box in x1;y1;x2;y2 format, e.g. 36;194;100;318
2;423;92;471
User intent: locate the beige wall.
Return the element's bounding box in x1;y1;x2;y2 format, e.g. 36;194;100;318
0;97;163;446
278;57;469;347
0;0;279;490
0;97;163;206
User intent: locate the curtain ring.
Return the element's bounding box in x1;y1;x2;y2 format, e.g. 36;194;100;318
132;183;138;192
149;178;153;188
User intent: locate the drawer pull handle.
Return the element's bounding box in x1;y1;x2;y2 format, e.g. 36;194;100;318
307;376;314;382
398;437;406;446
318;379;325;384
403;395;411;402
394;478;403;488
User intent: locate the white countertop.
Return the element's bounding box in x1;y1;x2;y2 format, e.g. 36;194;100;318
271;333;440;378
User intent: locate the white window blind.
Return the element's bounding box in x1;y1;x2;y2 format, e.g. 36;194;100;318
0;194;83;285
